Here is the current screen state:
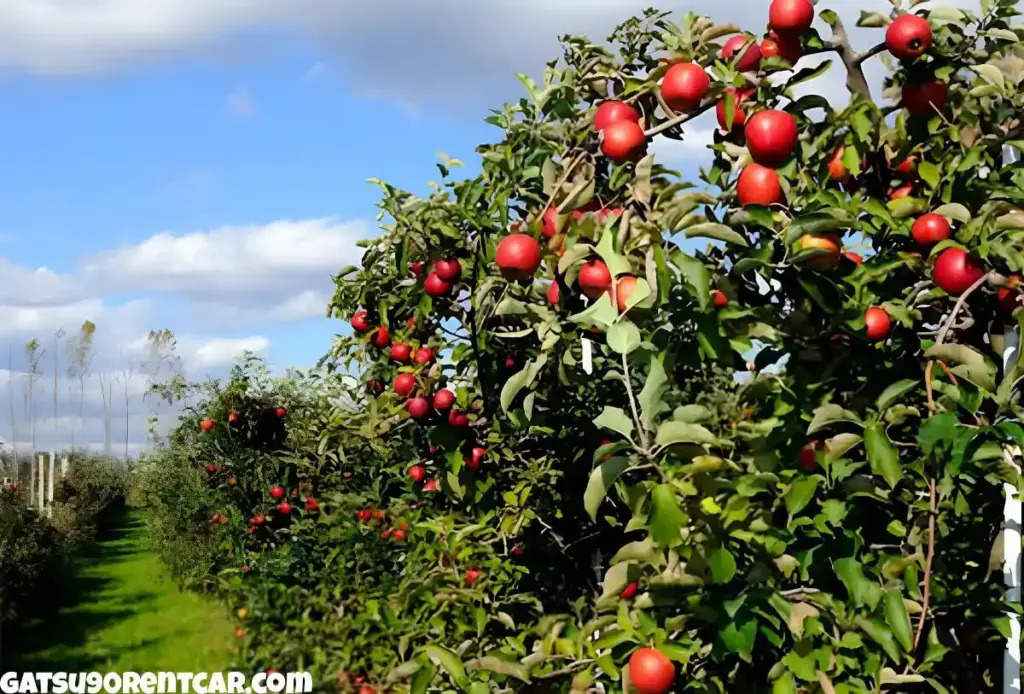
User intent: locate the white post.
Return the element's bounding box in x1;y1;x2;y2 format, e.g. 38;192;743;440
47;450;55;518
61;456;69;479
36;453;44;511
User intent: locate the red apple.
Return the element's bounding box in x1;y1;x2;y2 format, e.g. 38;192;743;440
434;258;462;281
844;252;863;265
716;88;755;131
413;347;434;364
465;568;483;585
470;447;487;469
277;501;292;515
423;479;440;492
601;120;648;162
827;146;849;181
372;326;390;348
408;465;426;482
406;397;430;419
205;464;217;473
620;582;638;599
275;406;286;418
578;259;612;299
448;408;469;427
594;100;640;131
390;342;411;362
393;373;417;397
712;290;729;308
270;485;285;500
201;418;215;432
541;207;559;238
628;648;675;694
547;281;561;306
889;183;915;200
886;14;932;61
932;247;985;295
304;497;319;512
410;260;423;276
391;529;407;542
998;275;1023;314
903;80;947;118
615;275;640;313
357;508;372;522
864;306;891;342
744;110;798;165
799;441;819;470
737;164;782;207
761;31;803;64
351;310;370;332
495;233;543;280
433;389;456;410
424;272;452;297
721;35;762;72
769;0;815;36
660;62;710;112
912;213;951;245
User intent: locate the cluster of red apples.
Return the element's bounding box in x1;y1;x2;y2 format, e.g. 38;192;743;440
198;406;286;433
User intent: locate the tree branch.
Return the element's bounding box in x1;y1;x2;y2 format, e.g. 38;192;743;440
913;477;937;650
853;42;887;67
643;97;716;138
827;16;872;100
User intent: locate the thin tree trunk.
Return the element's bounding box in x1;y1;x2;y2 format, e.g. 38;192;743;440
7;346;16;481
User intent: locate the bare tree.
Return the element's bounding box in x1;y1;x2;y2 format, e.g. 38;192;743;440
24;339;44;457
143;329;187;443
119;346;134;461
67;320;96;450
52;329;64;455
7;346;17;473
98;372;117;455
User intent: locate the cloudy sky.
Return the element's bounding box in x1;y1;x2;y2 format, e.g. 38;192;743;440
0;0;935;456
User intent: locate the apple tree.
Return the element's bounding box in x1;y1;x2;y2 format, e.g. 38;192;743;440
319;0;1024;691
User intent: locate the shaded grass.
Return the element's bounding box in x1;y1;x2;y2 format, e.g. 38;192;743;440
7;508;235;672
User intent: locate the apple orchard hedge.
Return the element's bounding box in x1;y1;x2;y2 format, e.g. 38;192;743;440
151;0;1024;691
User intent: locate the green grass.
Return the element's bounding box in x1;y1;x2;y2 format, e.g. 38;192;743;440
12;508;235;671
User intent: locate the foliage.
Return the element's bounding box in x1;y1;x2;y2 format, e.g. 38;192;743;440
146;0;1024;692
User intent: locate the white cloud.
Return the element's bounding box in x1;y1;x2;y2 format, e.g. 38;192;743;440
179;335;270;368
226;85;256;119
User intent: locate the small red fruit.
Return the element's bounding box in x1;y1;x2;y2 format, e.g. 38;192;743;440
413;347;434;364
470;447;487;469
372;326;389;348
864;306;892;342
495;233;543;280
504;356;516;369
227;411;238;424
601;120;648;162
998;275;1023;314
799;441;819;470
761;31;802;64
889;183;915;200
410;261;423;276
428;445;440;455
620;582;638;599
408;465;426;482
448;408;469;427
465;568;483;585
277;501;292;515
380;528;392;539
358;686;374;694
433;389;456;410
894;156;917;176
270;485;285;500
721;35;762;72
357;508;372;522
304;497;319;512
902;80;947;118
434;258;462;281
800;235;842;270
769;0;815;36
716;88;754;131
737;164;782;207
374;509;385;521
423;479;440;492
275;406;286;418
912;213;951;245
205;464;217;473
541;207;559;238
615;275;640;313
394;373;417;397
827;146;849;182
712;290;729;308
546;281;561;306
351;310;370;332
390;342;411;362
235;627;245;639
628;648;675;694
406;397;430;419
660;63;710;112
594;101;640;131
391;529;407;542
886;14;932;61
252;515;264;526
424;272;452;296
844;252;863;265
745;110;798;166
201;418;215;432
932;247;985;296
578;259;613;299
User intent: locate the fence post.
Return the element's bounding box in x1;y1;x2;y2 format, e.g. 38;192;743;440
47;450;55;518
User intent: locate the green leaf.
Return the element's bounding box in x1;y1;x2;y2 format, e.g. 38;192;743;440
594;406;635;440
500;368;530;413
672;250;711;309
595;223;632;277
932;203;971;223
925;343;996;391
424;645;468;688
918;161;940;189
387;661;423;684
709;548;737;583
785;209;857;245
568;292;619;328
466;657;531;683
638;354;669;432
834;558;883;610
864;422;904;488
648;484;687;547
607;321;641;355
883;589;914;653
807;404;863;435
854;616;901;663
411;661;437;694
784;478;819;517
876;379;919;411
655;420;716;448
673;404;713;423
685;222;749;247
584;457;630;522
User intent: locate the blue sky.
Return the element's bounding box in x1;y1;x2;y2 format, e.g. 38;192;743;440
0;0;896;454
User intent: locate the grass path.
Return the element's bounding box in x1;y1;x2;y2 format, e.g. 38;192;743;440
12;508;236;672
